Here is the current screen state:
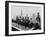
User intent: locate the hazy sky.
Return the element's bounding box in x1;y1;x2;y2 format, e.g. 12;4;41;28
11;5;42;19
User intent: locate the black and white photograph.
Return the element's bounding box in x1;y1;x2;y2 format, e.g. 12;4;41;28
12;5;41;31
5;1;45;36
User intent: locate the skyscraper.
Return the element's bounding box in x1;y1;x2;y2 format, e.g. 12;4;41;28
19;9;23;20
21;9;23;18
